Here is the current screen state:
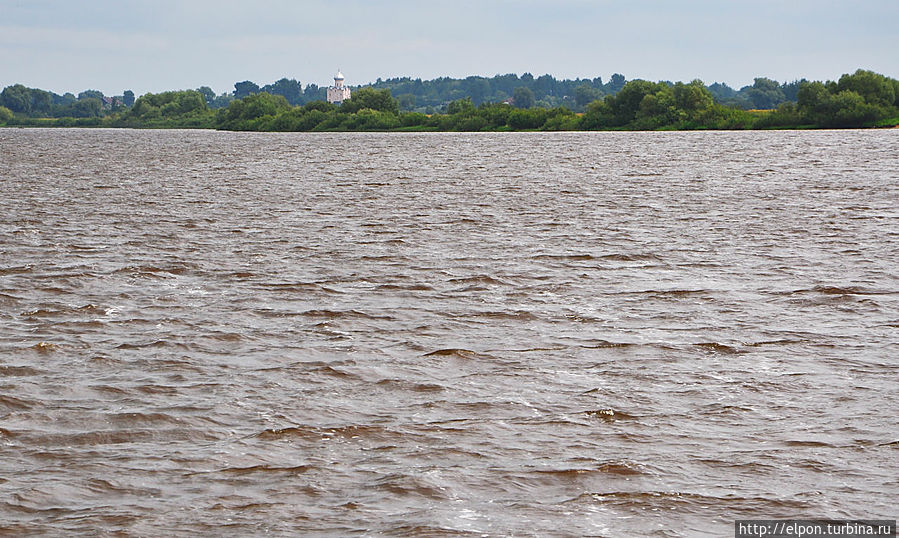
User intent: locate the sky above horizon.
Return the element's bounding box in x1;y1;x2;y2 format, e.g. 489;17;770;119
2;0;897;97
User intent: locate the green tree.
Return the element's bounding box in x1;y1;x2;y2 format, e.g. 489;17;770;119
233;81;260;99
123;90;135;107
797;81;826;106
607;73;626;93
53;92;77;106
574;84;603;108
0;84;51;115
78;89;105;101
606;79;664;126
635;89;678;128
745;78;785;109
1;84;32;113
196;86;215;105
339;87;398;114
31;88;52;115
672;80;714;114
513;86;535;108
827;90;880;127
210;93;234;109
303;83;325;102
303;100;336;113
465;77;491;105
507;107;545;129
261;78;303;105
121;90;213;127
0;105;12;123
69;98;102;118
396;93;416;111
836;69;895;107
781;80;805;102
580;99;612;129
478;102;513;128
219;92;290;130
446;97;475;115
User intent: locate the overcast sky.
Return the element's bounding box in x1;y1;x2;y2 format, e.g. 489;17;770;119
2;0;897;97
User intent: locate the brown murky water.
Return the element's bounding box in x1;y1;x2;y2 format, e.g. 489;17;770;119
1;128;897;536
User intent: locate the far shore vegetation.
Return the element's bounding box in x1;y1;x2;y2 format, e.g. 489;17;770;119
1;69;897;132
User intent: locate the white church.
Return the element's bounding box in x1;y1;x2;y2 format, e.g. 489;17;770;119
326;70;351;104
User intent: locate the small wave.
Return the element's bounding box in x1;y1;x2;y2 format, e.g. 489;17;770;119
0;395;34;410
743;339;803;347
89;385;130;396
812;285;885;295
423;348;497;360
28;428;216;446
0;293;22;307
535;252;663;263
375;379;444;392
371;473;450;500
105;412;184;427
299;309;394;320
778;285;893;296
599;253;663;262
580;340;635;349
0;365;42;376
569;490;813;511
134;384;180;395
20;308;63;318
256;424;394;442
699;403;757;415
694;342;742;354
385;524;481;537
209;332;243;342
213;464;312;475
116;340;191;350
534;253;596;261
473;310;539;321
536;461;645;477
375;283;434;291
0;265;33;276
258;282;322;293
83;478;158;497
443;217;480;225
581;409;637;421
448;275;510;286
639;288;710;298
256;426;321;440
502;346;567;353
783;439;836;448
67;244;106;252
20;303;107;318
113;263;196;276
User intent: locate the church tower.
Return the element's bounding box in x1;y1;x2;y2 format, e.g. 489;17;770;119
326;70;352;104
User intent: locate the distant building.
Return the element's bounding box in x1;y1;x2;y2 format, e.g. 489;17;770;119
326;70;351;104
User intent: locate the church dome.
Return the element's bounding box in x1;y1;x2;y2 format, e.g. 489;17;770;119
335;70;345;80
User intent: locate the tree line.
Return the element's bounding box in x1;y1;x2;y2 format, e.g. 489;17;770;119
1;69;897;131
0;73;818;118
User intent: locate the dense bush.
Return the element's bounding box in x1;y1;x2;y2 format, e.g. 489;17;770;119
111;90;215;128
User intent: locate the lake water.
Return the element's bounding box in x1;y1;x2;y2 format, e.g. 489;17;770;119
1;128;897;536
